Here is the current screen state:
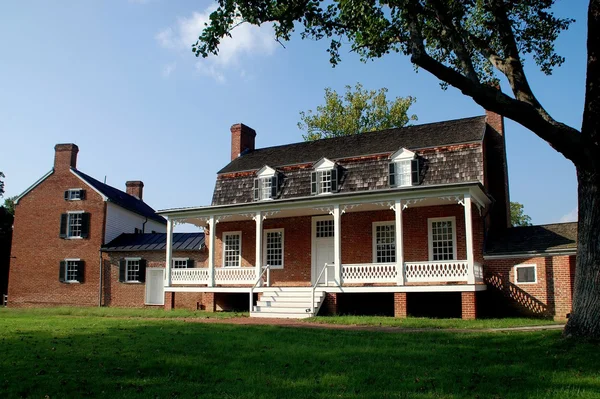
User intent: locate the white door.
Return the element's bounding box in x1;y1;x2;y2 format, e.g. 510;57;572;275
145;268;165;305
312;217;335;285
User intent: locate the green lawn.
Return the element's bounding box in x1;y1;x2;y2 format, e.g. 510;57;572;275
0;309;598;398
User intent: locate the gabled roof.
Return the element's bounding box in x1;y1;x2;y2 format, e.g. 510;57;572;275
72;169;166;224
218;116;487;174
485;222;578;256
102;232;204;252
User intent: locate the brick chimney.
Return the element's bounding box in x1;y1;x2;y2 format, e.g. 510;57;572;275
485;110;511;230
54;143;79;171
230;123;256;161
126;181;144;200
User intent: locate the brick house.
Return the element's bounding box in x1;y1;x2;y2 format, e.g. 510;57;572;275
156;111;576;319
8;144;167;307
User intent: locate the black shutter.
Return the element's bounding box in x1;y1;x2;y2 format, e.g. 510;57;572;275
119;259;126;282
138;259;147;283
270;176;278;198
187;258;194;269
80;213;90;238
331;168;338;192
389;163;396;186
59;261;66;283
411;158;420;185
59;214;68;238
79;189;86;200
311;172;317;195
77;261;85;283
64;190;70;201
253;178;259;201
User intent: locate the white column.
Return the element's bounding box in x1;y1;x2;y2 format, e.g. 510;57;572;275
395;200;405;286
464;194;475;284
333;204;341;286
207;215;216;287
165;219;174;287
255;211;263;283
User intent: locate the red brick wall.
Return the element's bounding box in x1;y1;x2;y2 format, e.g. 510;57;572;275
103;250;207;308
485;255;575;319
461;291;477;319
8;167;107;307
394;292;407;318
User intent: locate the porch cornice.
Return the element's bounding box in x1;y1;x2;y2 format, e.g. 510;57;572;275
158;182;491;219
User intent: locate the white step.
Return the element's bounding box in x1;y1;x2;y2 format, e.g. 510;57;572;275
250;312;314;319
259;295;322;302
254;306;313;314
256;300;320;307
259;291;324;298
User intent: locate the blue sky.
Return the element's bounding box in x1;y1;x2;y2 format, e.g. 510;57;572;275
0;0;587;228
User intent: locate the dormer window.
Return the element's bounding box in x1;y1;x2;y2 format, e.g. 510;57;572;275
311;158;339;195
253;166;280;201
389;148;420;187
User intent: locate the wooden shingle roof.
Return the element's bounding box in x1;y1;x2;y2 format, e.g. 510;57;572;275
485;223;578;256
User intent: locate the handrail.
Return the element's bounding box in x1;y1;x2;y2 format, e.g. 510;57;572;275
310;263;333;314
249;264;271;312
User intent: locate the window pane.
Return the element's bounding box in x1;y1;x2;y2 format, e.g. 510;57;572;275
431;220;455;261
316;220;334;238
126;260;140;281
66;260;78;282
265;231;283;267
173;259;188;269
397;160;412;187
68;214;82;237
224;233;241;267
319;170;332;193
260;178;272;200
517;266;536;283
375;223;395;263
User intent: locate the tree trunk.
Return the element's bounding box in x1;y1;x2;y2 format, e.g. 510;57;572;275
564;166;600;339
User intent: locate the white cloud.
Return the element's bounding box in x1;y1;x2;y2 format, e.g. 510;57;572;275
162;62;177;78
560;207;578;223
156;6;277;82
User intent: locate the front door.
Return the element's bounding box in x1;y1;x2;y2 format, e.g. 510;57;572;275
145;268;165;305
312;216;335;285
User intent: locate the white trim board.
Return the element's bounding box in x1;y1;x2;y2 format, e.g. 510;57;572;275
165;284;487;294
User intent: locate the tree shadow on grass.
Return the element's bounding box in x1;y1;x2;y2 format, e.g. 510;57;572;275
0;317;599;398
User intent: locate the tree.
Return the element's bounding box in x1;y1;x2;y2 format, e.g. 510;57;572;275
0;171;4;198
299;83;417;141
510;202;532;227
2;197;16;216
194;1;599;338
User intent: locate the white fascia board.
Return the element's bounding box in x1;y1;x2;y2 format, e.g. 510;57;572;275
390;148;415;161
14;169;55;204
159;182;489;219
484;250;577;260
70;169;108;201
165;284;487;293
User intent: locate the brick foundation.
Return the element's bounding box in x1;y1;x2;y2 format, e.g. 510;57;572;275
394;292;407;318
323;293;338;315
461;291;477;320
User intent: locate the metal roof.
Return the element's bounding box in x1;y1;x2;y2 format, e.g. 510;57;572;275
102;232;205;252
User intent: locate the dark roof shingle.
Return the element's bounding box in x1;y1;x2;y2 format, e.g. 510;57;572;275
218;116;486;174
102;232;205;252
73;169;166;224
486;222;578;255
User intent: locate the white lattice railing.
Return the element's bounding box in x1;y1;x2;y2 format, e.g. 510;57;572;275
215;267;257;284
341;263;397;284
404;261;469;283
171;268;209;285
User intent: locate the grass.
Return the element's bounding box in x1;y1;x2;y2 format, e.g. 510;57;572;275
305;315;564;329
0;309;599;398
0;306;247;319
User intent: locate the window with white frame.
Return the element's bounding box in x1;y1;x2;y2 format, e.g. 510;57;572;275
316;220;334;238
67;189;82;200
264;229;284;269
173;259;188;269
389;148;419;187
515;264;537;284
68;212;83;238
126;259;141;282
373;222;396;263
428;218;456;261
253;166;279;201
223;232;242;267
311;158;339;195
65;260;79;282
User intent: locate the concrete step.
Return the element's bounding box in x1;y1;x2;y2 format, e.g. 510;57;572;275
250;312;314;319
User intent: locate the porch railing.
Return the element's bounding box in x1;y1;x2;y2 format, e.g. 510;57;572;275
341;263;397;284
171;268;210;284
249;265;271;311
404;260;469;283
171;267;257;285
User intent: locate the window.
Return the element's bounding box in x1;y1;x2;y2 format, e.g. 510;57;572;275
428;217;456;261
223;232;242;267
64;189;85;201
373;222;396;263
264;229;284;268
173;258;191;269
316;220;334;238
118;258;146;283
60;212;90;239
253;166;280;201
59;259;84;283
515;264;537;284
311;158;339;195
389;148;420;187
